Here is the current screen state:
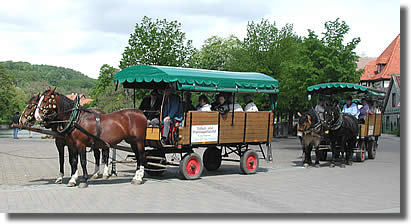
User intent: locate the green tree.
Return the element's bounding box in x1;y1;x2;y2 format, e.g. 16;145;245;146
0;65;26;122
120;16;194;68
189;35;241;70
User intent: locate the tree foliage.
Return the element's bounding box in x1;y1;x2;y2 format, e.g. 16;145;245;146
188;35;241;70
0;61;96;95
120;16;195;69
190;18;361;115
0;65;26;122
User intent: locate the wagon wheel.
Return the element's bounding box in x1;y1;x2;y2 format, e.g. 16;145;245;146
368;140;377;160
179;153;203;180
203;146;222;171
146;150;167;176
355;141;366;162
317;150;327;161
240;149;259;174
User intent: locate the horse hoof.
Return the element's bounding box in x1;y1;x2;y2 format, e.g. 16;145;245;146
348;161;353;166
340;164;346;168
303;163;309;168
91;174;99;180
131;179;143;185
102;175;109;180
315;164;320;168
55;178;63;184
329;163;335;168
67;182;76;187
78;182;88;188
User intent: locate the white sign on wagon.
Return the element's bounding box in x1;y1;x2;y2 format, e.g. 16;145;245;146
191;125;218;143
368;125;374;136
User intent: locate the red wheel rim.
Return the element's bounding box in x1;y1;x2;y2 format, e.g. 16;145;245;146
186;157;200;177
246;154;257;171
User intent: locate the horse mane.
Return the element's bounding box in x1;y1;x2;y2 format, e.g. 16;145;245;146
56;92;75;113
27;95;38;104
305;109;320;125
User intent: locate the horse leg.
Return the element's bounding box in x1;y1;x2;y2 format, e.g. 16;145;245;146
303;142;312;168
314;138;321;168
55;139;65;184
102;148;110;180
78;145;89;188
67;149;79;187
91;146;101;179
131;139;146;185
329;139;336;168
346;138;354;166
340;136;347;168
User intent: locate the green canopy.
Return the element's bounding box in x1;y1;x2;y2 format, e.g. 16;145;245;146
114;65;279;93
307;82;385;97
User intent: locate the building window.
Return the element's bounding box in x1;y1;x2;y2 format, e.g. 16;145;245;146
377;64;386;74
392;93;396;107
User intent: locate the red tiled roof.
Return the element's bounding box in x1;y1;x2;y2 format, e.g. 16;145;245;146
360;34;400;81
357;57;377;70
65;94;93;106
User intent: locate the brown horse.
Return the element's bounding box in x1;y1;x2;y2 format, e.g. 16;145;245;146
35;88;147;187
20;93;106;184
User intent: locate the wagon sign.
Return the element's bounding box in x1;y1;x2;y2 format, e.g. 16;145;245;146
191;125;218;143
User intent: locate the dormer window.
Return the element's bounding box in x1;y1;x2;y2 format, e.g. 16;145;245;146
377;64;386;74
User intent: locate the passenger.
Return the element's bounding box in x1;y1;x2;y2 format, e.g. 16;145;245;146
139;89;161;122
342;95;359;119
215;94;229;114
228;95;243;112
243;94;258;112
358;98;370;123
196;95;211;111
315;98;325;120
182;92;195;113
210;94;222;111
161;85;183;144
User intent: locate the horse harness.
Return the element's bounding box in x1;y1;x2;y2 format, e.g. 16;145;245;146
328;112;343;131
42;94;110;149
302;111;323;138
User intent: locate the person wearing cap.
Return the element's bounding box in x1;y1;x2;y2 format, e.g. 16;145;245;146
161;85;183;144
358;98;370;123
139;89;161;121
342;95;359;119
243;94;258;112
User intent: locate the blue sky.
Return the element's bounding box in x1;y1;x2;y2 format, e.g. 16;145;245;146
0;0;401;78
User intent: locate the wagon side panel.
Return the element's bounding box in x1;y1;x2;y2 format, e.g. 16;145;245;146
219;112;245;144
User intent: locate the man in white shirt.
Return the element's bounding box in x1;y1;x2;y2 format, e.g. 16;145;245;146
228;95;243;112
243;94;258;112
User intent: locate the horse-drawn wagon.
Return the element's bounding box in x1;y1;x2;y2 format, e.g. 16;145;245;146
113;65;278;179
299;82;385;167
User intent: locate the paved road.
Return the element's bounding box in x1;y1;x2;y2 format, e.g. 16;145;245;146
0;134;400;213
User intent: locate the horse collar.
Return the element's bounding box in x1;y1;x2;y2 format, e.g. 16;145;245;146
330;113;343;131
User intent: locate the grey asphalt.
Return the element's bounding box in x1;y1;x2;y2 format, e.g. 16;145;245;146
0;133;400;213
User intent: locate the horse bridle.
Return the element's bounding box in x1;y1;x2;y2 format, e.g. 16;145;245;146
22;102;38;121
38;93;58;120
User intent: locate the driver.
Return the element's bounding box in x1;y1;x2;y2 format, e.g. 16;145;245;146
161;85;183;144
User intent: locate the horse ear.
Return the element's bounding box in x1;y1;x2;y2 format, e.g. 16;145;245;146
297;112;302;117
307;115;311;122
50;87;56;94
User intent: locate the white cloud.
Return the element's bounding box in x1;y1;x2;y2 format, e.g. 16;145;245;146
0;0;400;78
